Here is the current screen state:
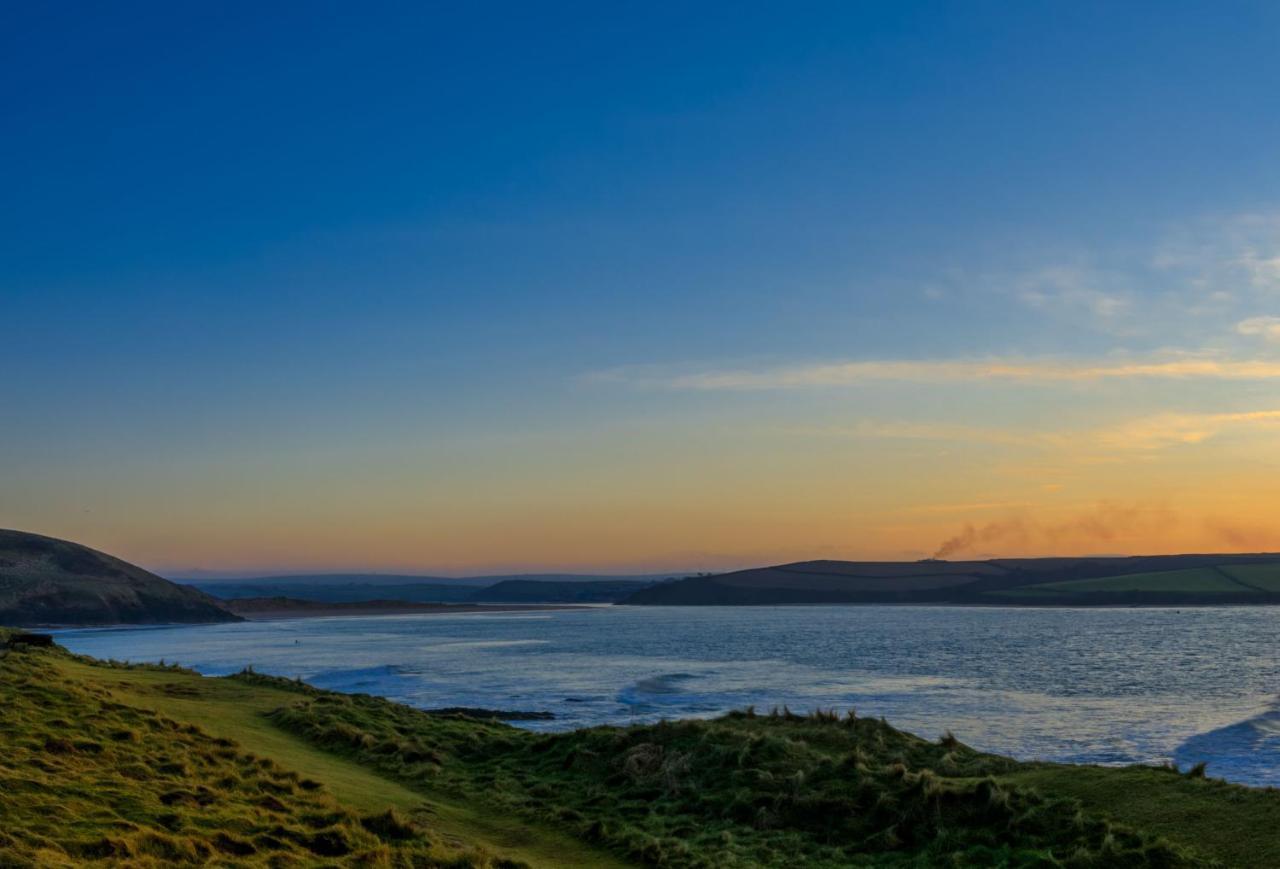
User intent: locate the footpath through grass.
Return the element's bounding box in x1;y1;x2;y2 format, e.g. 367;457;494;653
0;645;498;867
1;637;628;869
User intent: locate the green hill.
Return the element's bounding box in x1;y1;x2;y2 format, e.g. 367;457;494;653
626;555;1280;606
0;629;522;868
0;530;238;627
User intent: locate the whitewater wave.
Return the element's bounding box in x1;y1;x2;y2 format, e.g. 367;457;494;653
1173;699;1280;786
305;663;421;692
616;672;743;716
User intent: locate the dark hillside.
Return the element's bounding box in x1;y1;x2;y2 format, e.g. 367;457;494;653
0;530;238;626
199;581;479;603
468;579;653;603
625;554;1280;606
200;579;654;605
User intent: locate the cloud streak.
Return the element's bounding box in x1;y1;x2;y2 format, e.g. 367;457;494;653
595;356;1280;391
804;409;1280;454
1237;316;1280;341
1093;410;1280;450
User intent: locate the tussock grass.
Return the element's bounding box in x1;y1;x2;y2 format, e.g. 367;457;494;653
0;636;523;868
266;688;1202;867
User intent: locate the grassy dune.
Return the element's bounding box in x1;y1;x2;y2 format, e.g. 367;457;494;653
6;630;1280;866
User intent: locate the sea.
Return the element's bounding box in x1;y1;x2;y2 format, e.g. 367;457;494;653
54;604;1280;787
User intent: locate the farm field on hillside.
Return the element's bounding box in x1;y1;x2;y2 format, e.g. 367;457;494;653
1021;568;1249;594
1219;564;1280;592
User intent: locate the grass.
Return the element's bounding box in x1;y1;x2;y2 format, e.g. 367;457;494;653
266;688;1202;866
0;642;508;867
45;656;628;869
1013;568;1251;595
1218;563;1280;592
1005;764;1280;868
11;629;1280;866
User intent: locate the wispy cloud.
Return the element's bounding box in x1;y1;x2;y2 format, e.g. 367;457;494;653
1093;409;1280;451
956;211;1280;343
594;356;1280;390
1237;316;1280;341
1155;212;1280;296
799;409;1280;454
796;421;1065;448
905;500;1038;515
1014;265;1132;328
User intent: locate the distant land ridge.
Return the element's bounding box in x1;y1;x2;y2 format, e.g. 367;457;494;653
0;529;240;627
622;554;1280;606
194;576;663;605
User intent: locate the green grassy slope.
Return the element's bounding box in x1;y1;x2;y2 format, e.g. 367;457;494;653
1219;564;1280;592
1006;765;1280;868
1010;568;1248;594
51;661;629;868
267;689;1206;867
11;631;1280;866
0;642;502;867
626;555;1280;606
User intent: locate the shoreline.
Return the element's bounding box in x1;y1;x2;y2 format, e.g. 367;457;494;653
8;628;1277;867
223;598;594;621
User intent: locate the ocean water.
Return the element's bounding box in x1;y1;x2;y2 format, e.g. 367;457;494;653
54;605;1280;787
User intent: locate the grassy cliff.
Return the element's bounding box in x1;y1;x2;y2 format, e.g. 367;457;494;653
6;630;1280;866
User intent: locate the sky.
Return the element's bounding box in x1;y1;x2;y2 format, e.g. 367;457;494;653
5;2;1280;576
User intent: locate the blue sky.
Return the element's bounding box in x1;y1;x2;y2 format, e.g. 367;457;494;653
5;3;1280;573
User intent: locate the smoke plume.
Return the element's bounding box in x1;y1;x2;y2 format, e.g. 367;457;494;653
1204;521;1280;550
932;503;1178;559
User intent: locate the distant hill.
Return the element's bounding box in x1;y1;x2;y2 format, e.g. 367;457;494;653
189;571;676;588
468;579;655;603
188;572;489;588
220;597;579;619
199;577;659;605
195;581;480;603
623;554;1280;606
0;530;239;627
194;573;671;605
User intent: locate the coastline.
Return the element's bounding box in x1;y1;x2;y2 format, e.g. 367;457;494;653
223;598;593;621
7;628;1278;867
